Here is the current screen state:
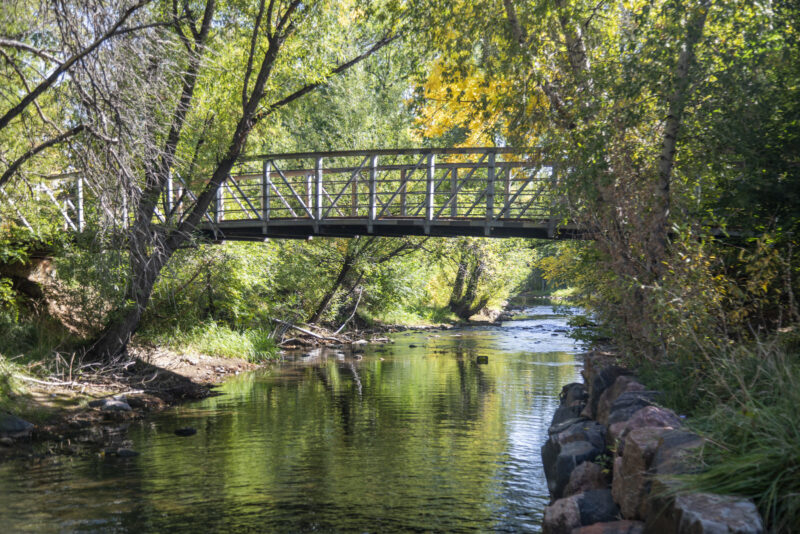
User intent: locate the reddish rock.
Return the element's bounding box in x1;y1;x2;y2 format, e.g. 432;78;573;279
564;461;608;496
570;520;644;534
580;364;632;420
646;492;764;534
543;419;607;498
596;376;646;425
650;430;705;476
612;427;671;519
605;391;660;426
608;405;682;450
544;494;582;534
543;490;620;534
562;382;588;407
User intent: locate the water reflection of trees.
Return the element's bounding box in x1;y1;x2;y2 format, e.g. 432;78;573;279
119;339;581;531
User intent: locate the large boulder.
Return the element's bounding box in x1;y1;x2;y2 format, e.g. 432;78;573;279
596;376;646;426
543;418;607;498
645;492;764;534
0;413;34;439
89;398;132;412
543;490;620;534
612;427;672;519
553;404;587;427
650;430;705;476
544;493;582;534
606;391;660;426
552;383;589;426
564;461;608;497
551;441;606;499
608;406;682;450
644;430;706;520
581;364;632;420
561;382;588;407
570;520;644;534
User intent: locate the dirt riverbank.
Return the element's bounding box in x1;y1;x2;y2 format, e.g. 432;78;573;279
0;344;256;462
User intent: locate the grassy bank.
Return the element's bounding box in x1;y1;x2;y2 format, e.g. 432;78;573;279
626;329;800;531
137;323;279;363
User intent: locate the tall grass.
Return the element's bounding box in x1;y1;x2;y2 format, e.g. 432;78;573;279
0;314;73;368
140;322;279;363
660;333;800;532
0;354;21;407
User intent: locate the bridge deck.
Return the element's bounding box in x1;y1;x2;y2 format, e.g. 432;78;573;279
201;217;580;240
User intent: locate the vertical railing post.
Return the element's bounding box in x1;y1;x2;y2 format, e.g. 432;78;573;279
485;151;495;236
76;176;85;231
400;169;407;217
351;170;358;217
306;173;313;212
122;188;128;230
261;160;271;233
504;165;511;214
548;163;558;238
368;155;377;233
315;157;323;232
450;166;458;218
215;179;224;224
165;171;173;218
425;153;435;234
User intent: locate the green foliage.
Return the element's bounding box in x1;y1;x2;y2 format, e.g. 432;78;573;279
141;322;278;363
0;313;72;369
146;242;280;331
658;333;800;533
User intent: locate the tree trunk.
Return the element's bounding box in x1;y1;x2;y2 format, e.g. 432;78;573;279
83;4;394;362
448;251;468;311
87;244;172;361
311;256;353;323
649;0;710;275
448;252;489;320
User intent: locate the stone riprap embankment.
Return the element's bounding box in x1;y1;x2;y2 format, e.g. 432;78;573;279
540;354;764;534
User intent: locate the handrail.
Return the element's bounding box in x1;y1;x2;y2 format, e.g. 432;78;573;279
239;146;540;162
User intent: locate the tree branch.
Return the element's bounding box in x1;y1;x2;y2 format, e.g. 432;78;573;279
0;124;85;188
0;38;62;64
253;34;399;123
0;0;151;132
243;0;268;109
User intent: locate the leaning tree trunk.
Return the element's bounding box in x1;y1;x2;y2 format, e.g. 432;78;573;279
311;256;354;323
82;2;395;362
87;242;172;361
449;255;489;320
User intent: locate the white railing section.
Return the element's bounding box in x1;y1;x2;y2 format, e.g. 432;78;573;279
0;148;565;238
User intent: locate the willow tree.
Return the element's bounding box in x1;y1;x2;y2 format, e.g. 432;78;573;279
77;0;396;360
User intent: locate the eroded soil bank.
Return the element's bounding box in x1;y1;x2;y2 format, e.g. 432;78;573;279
0;345;257;461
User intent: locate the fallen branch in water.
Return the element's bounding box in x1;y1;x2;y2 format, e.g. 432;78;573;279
270;317;342;342
334;287;363;335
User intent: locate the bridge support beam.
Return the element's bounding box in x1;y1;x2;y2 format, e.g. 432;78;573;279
214;178;224;225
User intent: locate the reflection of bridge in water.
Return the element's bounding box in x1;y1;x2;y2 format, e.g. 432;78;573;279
0;148;581;240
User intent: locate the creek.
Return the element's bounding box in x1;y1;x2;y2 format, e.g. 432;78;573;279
0;305;583;533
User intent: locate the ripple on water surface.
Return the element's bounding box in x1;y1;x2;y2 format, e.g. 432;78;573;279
0;305;583;533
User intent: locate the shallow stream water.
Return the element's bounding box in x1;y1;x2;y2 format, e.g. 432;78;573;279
0;305;582;533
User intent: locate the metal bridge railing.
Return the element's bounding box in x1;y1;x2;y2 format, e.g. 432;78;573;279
0;148;563;238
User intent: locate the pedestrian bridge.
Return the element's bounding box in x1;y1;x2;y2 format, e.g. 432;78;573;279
0;148;579;240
